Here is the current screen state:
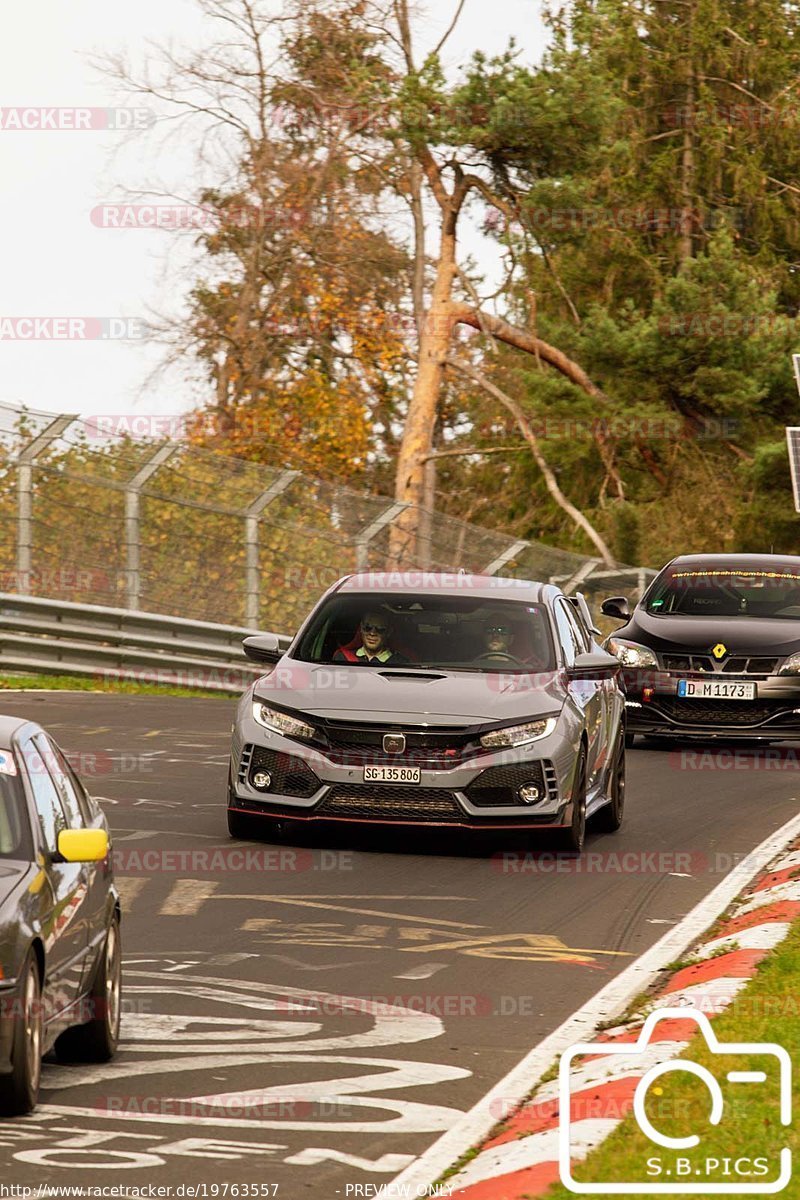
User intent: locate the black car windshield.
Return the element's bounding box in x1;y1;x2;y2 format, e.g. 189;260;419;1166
294;593;556;672
646;566;800;619
0;769;32;861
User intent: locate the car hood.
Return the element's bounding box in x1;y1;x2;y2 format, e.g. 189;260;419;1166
0;862;32;909
621;611;800;658
253;661;565;725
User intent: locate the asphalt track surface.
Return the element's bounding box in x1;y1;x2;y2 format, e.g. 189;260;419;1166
1;692;799;1198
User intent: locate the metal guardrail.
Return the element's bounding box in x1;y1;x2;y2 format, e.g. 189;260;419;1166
0;594;292;694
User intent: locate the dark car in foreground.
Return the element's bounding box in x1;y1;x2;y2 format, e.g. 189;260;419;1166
0;716;120;1115
228;573;625;853
603;553;800;743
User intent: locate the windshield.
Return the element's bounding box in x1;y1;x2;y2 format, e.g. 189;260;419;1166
645;566;800;619
294;593;556;672
0;768;32;861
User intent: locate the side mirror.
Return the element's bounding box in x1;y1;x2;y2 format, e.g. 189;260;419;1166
243;634;283;665
56;828;109;864
600;596;631;622
568;651;620;679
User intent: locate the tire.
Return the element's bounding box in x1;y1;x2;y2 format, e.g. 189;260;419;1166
594;733;626;833
55;916;121;1064
625;731;637;749
0;952;43;1116
556;748;588;855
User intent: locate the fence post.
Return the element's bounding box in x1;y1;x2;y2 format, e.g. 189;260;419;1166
355;502;409;571
16;415;77;594
244;470;300;628
125;444;178;611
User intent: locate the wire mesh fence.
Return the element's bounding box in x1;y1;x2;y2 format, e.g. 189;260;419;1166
0;401;655;632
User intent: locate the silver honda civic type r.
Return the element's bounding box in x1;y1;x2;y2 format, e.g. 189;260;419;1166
227;574;626;853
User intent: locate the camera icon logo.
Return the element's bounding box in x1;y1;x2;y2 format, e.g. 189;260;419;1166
559;1007;791;1194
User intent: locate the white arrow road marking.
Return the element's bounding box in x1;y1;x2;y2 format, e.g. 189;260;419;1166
283;1149;415;1171
394;964;449;980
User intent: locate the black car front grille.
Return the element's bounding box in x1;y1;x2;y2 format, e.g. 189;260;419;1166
317;784;463;822
464;760;556;807
245;745;320;798
652;700;790;727
661;654;780;676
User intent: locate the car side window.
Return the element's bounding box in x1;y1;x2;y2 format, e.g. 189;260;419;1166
34;734;87;828
562;601;591;654
553;602;580;667
21;738;69;852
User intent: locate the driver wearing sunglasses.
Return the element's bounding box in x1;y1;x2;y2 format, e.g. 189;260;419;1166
333;610;410;666
479;618;515;660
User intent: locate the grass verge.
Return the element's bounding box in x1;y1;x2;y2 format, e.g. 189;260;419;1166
543;918;800;1196
0;672;233;698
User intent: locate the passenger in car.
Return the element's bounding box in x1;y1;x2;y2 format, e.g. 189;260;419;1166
333;611;410;666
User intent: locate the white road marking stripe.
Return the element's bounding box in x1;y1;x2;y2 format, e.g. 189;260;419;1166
447;1120;620;1191
377;808;800;1199
115;877;148;909
645;976;750;1014
160;880;219;916
535;1041;689;1105
696;923;791;957
734;880;800;915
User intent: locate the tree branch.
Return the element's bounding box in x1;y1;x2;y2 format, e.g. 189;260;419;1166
447;357;616;566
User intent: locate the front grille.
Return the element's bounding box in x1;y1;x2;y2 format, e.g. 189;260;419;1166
317;784;463;822
661;654;779;676
464;761;550;807
653;700;790;727
721;657;779;675
247;745;320;797
315;721;476;764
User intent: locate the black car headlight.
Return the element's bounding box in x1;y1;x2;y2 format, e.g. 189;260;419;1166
479;717;557;749
607;637;658;669
252;701;315;741
778;653;800;676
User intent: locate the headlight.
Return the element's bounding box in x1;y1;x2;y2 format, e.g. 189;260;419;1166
606;637;658;669
480;717;558;749
778;652;800;676
252;701;315;741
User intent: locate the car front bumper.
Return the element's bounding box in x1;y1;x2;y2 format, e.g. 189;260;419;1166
623;668;800;739
229;713;579;829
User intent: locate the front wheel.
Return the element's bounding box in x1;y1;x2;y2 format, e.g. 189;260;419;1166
0;952;42;1116
594;733;626;833
556;748;587;855
56;915;121;1063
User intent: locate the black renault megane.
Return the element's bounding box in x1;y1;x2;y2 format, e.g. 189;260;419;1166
603;553;800;742
0;715;120;1114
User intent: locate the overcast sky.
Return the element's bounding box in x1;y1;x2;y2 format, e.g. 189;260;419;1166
1;0;547;422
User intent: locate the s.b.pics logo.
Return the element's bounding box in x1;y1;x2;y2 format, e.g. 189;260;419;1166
559;1008;791;1194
